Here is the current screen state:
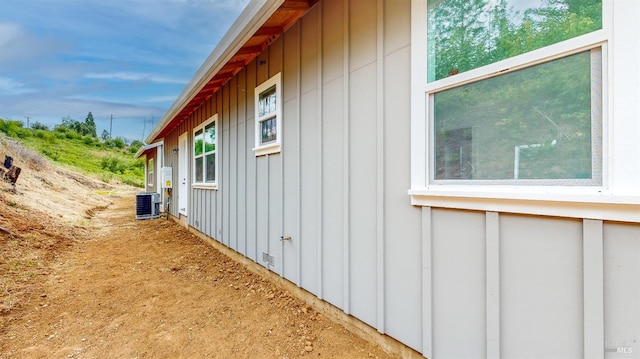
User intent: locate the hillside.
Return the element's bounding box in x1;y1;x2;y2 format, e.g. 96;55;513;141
0;119;144;188
0;136;125;315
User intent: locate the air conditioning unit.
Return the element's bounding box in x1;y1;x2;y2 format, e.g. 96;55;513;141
136;192;160;220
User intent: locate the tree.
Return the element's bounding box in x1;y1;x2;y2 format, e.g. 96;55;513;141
101;130;110;141
60;116;81;133
84;112;97;137
30;121;49;131
129;140;144;154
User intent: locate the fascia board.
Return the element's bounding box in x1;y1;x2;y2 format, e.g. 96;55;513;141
134;140;164;159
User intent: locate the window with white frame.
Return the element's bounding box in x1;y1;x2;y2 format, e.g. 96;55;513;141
253;73;282;156
424;0;604;185
193;114;218;188
147;158;154;187
409;0;640;222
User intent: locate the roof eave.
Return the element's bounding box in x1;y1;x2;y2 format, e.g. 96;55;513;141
134;140;164;159
145;0;285;144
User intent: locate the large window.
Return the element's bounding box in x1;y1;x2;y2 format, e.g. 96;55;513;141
426;0;603;185
433;49;602;184
254;73;282;156
407;0;640;221
193;114;217;188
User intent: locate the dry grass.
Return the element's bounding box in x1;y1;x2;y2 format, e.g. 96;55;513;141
0;134;49;171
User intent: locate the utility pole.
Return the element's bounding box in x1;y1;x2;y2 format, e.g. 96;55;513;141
142;117;147;141
24;116;29;128
109;114;113;139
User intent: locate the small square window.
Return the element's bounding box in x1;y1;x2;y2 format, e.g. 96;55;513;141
254;73;282;156
193;114;218;188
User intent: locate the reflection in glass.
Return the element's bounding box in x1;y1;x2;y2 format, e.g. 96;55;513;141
258;86;277;117
194;129;203;156
434;49;601;182
260;117;277;144
206;153;215;182
205;123;215;153
195;157;203;182
427;0;602;82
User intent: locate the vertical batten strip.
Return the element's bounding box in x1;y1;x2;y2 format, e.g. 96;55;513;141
316;2;324;300
410;0;427;189
228;81;234;248
280;37;286;276
242;69;248;256
583;219;604;359
235;77;240;252
375;0;385;334
422;206;433;358
486;211;500;359
253;61;259;262
296;21;303;287
217;92;224;241
343;0;351;315
225;83;231;246
266;154;270;268
265;58;270;264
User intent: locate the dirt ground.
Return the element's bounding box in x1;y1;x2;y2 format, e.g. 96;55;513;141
0;138;400;358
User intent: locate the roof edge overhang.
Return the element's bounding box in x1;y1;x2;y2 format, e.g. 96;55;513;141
134;140;164;159
146;0;296;144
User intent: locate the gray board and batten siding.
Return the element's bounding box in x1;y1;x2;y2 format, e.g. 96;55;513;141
157;0;640;358
162;0;424;351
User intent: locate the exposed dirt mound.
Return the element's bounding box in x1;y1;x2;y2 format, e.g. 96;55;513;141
0;137;117;316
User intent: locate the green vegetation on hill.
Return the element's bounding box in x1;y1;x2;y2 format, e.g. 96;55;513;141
0;118;144;187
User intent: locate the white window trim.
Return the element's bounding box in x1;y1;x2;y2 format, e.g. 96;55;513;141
253;72;282;156
410;0;640;222
192;114;218;190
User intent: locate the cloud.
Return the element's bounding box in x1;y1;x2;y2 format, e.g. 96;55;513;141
0;22;22;47
0;21;66;68
85;72;188;85
142;95;182;103
0;77;34;95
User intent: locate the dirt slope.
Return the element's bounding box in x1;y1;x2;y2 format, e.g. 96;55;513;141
0;138;400;358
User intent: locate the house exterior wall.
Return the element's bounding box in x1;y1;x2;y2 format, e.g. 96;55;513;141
424;209;640;359
158;0;640;357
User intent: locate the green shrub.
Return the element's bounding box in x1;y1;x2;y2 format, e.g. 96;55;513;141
100;156;126;174
83;136;98;146
41;147;60;161
121;175;144;188
0;119;30;138
65;131;82;140
105;137;126;149
35;130;57;143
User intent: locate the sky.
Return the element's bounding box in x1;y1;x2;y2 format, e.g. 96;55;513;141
0;0;249;142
